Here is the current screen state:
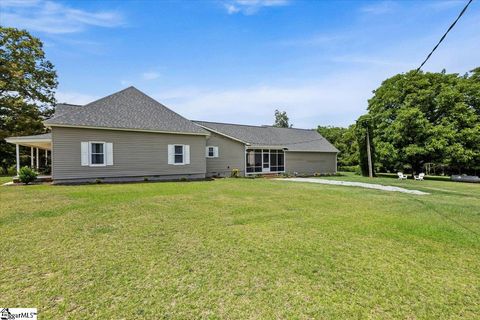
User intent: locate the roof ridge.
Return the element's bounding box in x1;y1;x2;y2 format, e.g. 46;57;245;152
56;103;83;107
138;90;197;124
194;120;315;131
83;86;137;107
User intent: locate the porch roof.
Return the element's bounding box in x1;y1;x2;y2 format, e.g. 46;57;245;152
5;133;52;150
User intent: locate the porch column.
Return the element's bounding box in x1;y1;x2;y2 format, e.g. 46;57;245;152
36;148;39;170
31;147;34;168
16;144;20;174
45;149;48;166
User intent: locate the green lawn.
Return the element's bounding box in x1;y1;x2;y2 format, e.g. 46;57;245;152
1;175;479;319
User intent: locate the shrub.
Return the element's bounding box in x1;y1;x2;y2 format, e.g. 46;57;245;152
180;177;188;182
95;178;102;184
18;166;38;184
230;168;240;178
338;165;359;173
7;165;17;176
143;177;149;182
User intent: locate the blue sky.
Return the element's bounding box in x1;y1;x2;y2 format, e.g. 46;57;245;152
1;0;479;128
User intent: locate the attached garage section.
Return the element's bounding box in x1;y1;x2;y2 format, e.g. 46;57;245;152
285;151;337;175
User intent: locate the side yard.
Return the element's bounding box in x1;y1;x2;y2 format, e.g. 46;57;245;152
1;177;479;319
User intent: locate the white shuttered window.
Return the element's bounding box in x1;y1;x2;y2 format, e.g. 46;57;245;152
168;144;190;165
80;141;114;167
206;146;219;158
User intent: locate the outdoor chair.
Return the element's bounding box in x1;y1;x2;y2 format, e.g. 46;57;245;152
414;173;425;181
397;172;408;180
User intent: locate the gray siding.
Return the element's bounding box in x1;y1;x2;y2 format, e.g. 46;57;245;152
285;152;337;175
205;131;245;177
52;127;206;181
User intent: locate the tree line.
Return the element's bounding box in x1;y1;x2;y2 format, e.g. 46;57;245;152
318;68;480;176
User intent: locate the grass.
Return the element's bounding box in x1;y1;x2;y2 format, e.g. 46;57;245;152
1;175;479;319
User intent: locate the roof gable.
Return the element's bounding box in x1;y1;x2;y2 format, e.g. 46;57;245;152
45;87;208;135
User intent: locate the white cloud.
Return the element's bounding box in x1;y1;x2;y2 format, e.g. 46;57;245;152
277;34;346;47
1;0;40;7
0;0;124;34
360;1;397;15
55;91;97;105
153;71;381;128
142;72;160;81
223;0;289;15
427;0;465;11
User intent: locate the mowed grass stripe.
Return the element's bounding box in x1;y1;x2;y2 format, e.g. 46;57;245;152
0;176;479;319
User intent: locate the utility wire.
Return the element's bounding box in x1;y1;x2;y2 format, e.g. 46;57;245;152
414;0;474;74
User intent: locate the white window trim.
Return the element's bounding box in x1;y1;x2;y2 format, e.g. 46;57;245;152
173;144;185;165
89;141;107;167
206;146;215;158
206;146;218;158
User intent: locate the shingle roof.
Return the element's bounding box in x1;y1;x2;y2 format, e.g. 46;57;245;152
54;103;82;116
6;133;52;140
194;121;339;152
45;87;208;135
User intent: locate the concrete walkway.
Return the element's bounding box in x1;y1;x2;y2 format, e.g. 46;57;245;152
276;178;429;195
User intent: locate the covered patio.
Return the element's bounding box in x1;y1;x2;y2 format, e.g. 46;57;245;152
5;133;52;179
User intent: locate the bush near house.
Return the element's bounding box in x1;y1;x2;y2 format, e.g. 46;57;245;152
17;166;37;184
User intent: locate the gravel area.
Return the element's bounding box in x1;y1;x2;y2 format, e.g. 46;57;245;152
276;178;429;195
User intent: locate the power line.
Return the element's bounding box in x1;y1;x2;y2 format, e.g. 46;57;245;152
414;0;474;74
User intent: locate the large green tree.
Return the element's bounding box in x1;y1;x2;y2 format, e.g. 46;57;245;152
0;27;57;171
317;125;358;168
367;69;480;174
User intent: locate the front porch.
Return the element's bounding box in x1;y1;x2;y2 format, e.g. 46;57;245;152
5;133;52;181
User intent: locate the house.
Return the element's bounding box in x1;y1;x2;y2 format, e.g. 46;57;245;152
6;87;338;183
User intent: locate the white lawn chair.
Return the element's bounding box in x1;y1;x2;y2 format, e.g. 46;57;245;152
414;173;425;181
397;172;408;180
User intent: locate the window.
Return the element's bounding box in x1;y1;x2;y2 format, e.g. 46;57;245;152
90;142;105;165
168;144;190;165
206;146;218;158
174;145;184;164
81;141;113;167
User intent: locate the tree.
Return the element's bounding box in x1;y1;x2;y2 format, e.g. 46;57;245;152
366;69;480;174
273;109;291;128
0;27;57;172
317;125;358;168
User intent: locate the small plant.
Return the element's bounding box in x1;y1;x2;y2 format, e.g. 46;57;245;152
18;166;38;184
7;165;17;176
230;168;240;178
143;177;149;182
95;178;102;184
180;177;188;182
